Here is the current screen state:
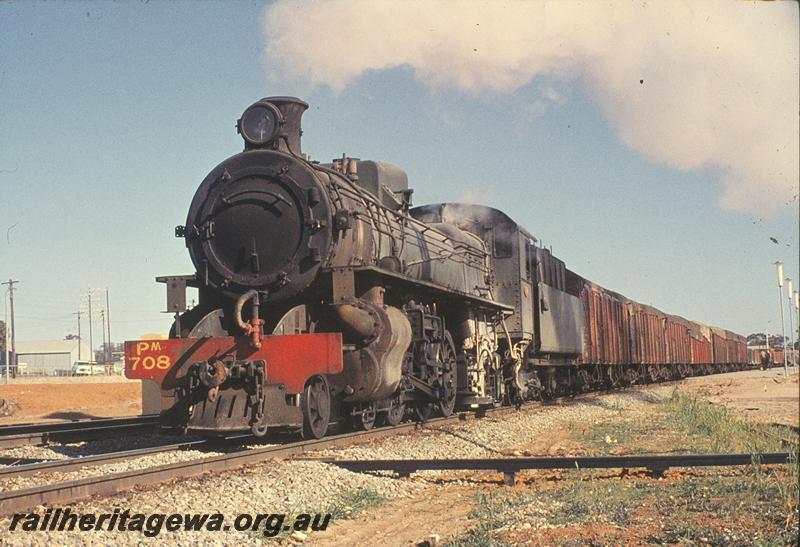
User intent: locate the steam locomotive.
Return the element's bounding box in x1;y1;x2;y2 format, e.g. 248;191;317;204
125;96;748;439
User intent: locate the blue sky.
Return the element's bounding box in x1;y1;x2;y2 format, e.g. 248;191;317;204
1;1;798;349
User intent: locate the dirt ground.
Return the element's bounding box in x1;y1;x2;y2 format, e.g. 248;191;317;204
1;368;793;428
677;368;799;428
0;379;142;424
308;369;800;546
312;488;476;546
0;369;794;543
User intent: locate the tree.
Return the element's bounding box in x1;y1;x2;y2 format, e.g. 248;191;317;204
768;335;786;349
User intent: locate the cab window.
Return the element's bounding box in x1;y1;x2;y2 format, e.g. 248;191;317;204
493;225;514;258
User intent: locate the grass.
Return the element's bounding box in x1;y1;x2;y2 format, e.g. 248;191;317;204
546;469;646;526
447;390;799;545
246;488;389;542
567;389;797;455
648;522;747;545
442;493;524;547
663;390;792;453
568;419;645;453
664;390;799;532
324;487;388;520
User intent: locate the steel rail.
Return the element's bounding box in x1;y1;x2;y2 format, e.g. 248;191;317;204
0;415;160;435
0;371;768;514
0;413;465;515
322;452;793;485
0;396;527;484
0;375;751;511
0;415;161;449
0;439;211;479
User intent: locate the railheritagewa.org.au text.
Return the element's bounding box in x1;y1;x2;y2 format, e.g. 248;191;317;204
8;507;331;537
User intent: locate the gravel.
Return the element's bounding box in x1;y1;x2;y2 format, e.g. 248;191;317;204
0;433;198;463
318;387;673;463
0;385;678;545
0;459;423;546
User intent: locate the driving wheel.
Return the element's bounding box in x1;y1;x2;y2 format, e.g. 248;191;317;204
437;332;457;417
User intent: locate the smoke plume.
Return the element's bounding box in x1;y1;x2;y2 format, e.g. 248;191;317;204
262;1;798;215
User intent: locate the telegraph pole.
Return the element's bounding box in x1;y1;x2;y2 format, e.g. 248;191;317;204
87;288;94;364
774;261;788;373
3;288;9;383
100;309;107;364
3;290;7;383
795;290;799;367
72;311;82;361
105;288;111;363
787;278;795;368
1;279;18;382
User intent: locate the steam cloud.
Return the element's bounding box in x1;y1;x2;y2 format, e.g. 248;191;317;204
262;1;798;215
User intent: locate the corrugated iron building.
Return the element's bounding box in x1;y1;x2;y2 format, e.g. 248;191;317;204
12;340;92;375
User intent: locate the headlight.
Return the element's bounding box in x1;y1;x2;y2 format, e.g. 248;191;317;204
238;102;281;146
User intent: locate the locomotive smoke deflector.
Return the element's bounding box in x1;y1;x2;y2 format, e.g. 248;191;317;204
237;96;308;156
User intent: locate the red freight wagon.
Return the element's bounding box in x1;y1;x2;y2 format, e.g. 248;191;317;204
628;303;667;365
665;315;692;364
710;327;729;364
689;322;713;365
605;289;631;364
725;330;747;363
581;283;630;365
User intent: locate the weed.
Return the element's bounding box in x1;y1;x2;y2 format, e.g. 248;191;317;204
649;523;741;545
546;468;645;526
609;399;626;416
662;391;789;454
443;492;529;547
324;488;387;520
455;392;798;544
568;421;638;453
662;391;799;532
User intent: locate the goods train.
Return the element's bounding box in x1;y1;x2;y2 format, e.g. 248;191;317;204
125;96;749;439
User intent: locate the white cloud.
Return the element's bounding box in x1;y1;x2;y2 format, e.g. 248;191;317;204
542;85;566;105
262;1;799;215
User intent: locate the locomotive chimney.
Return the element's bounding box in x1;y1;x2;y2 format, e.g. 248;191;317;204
266;96;308;156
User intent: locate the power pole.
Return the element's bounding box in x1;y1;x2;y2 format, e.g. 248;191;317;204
2;279;18;382
105;288;111;362
87;288;94;364
2;298;6;384
787;278;795;368
100;309;107;364
74;311;82;360
774;261;788;374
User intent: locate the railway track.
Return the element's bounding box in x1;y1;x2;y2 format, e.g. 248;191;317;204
0;405;501;515
0;438;212;479
0;415;161;449
0;370;779;515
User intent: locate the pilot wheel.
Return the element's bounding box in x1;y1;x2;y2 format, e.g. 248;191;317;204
301;375;331;439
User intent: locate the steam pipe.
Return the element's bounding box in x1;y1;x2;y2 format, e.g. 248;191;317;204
234;290;264;348
332;302;379;345
234;290;258;333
